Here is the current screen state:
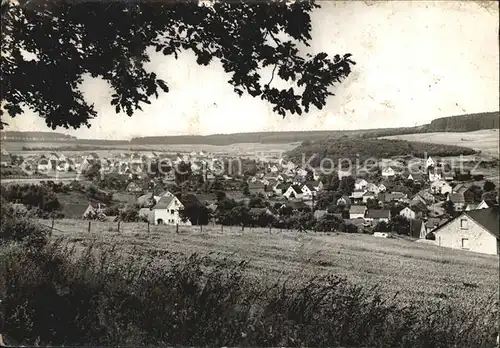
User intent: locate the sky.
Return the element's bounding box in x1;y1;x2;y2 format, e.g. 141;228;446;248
5;0;499;140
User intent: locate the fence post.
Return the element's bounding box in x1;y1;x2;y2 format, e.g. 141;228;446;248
117;220;121;233
221;224;223;233
269;225;271;234
147;221;150;233
176;224;179;234
200;224;203;233
51;217;55;236
241;224;244;232
88;220;91;233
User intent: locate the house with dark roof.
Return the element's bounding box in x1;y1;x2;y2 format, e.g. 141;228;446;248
448;192;466;211
350;190;366;204
283;184;303;200
349;205;367;219
433;207;499;255
248;181;266;195
365;209;391;224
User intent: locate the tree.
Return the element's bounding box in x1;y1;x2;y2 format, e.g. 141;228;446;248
443;200;456;217
339;176;355;195
83;162;101;181
483;180;496;192
1;0;355;129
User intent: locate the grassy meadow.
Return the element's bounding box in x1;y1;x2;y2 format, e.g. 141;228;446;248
41;219;499;309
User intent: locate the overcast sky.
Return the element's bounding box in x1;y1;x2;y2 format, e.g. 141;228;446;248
5;1;499;140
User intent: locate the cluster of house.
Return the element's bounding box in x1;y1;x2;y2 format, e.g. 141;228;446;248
4;150;221;177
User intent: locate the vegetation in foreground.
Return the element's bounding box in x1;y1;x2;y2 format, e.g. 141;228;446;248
0;206;498;347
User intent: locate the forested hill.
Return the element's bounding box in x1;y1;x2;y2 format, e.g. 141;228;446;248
2;111;497;145
423;111;499;132
0;131;76;141
130;111;499;145
285;138;477;167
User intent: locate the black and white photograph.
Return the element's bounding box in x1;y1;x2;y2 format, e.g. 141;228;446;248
0;0;499;346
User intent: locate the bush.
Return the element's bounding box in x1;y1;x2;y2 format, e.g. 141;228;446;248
0;241;496;347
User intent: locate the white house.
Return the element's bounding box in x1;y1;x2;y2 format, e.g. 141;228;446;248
433;208;499;255
381;167;395;178
428;169;442;182
354;179;368;191
37;158;52;173
430;180;452;196
399;206;421;220
426;156;435;169
378;183;387;192
366;183;380;195
477;199;498;210
153;195;188;225
301;183;317;200
283;184;303;200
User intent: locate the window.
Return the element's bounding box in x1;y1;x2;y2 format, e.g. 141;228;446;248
461;238;469;249
460;219;468;229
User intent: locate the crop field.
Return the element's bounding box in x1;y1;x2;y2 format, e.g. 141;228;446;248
42;218;499;309
380;129;500;158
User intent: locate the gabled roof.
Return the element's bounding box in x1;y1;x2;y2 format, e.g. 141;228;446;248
303;183;317;192
289;184;302;192
464;207;499;238
154;196;177;210
366;209;390;219
425;217;447;230
481;199;498;208
363;191;376;197
350;205;367;214
355;178;368;184
449;192;465;203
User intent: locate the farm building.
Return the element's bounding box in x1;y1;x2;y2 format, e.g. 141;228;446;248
433;207;499;255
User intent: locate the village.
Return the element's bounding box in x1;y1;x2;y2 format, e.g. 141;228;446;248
1;147;498;256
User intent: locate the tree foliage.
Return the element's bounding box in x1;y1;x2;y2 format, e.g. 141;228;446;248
1;0;355;129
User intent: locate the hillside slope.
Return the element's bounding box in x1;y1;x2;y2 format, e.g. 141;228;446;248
381;129;499;158
285;138;476;167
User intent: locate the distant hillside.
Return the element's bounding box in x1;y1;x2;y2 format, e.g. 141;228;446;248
423;111;499;132
0;131;76;141
2;111;497;146
130;111;499;145
285;138;477;167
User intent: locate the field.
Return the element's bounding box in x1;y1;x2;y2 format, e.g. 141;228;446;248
42;218;499;309
381;129;500;158
2;141;299;157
